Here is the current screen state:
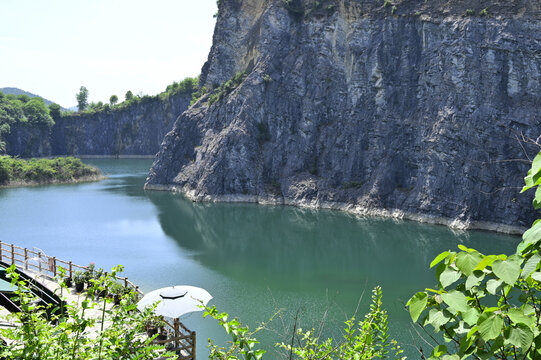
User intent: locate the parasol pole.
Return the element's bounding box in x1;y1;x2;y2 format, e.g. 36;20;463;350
174;318;180;350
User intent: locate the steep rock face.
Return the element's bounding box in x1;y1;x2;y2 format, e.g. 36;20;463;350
147;0;541;233
6;92;191;157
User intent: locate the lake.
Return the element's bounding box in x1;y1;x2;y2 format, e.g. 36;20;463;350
0;159;520;358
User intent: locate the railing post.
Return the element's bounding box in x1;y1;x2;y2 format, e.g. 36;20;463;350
52;257;57;276
24;248;28;270
124;277;128;288
38;252;42;273
69;261;73;278
193;331;196;360
0;241;3;261
10;244;14;265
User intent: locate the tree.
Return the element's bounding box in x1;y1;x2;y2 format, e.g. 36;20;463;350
109;94;118;106
76;86;89;112
407;151;541;360
125;90;134;101
48;103;61;119
23;98;54;127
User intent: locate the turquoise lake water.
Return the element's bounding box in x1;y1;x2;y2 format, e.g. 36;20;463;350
0;159;520;358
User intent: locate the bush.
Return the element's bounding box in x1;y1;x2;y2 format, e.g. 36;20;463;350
204;286;405;360
407;151;541;360
0;264;174;359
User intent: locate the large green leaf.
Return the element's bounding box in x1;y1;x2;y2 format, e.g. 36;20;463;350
507;308;534;328
456;251;483;276
439;267;461;288
492;256;522;285
431;251;450;268
408;292;428;322
522;152;541;192
504;324;534;349
426;309;451;330
441;291;469;313
477;312;504;341
462;307;480;327
522;254;541;279
486;279;503;295
531;272;541;282
430;345;447;358
518;221;541;253
465;270;485;290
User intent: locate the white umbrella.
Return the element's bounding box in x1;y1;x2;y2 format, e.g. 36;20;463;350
137;285;212;318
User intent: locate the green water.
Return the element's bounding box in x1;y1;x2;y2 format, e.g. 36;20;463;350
0;159;520;358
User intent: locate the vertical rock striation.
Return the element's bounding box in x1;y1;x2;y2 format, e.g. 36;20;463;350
146;0;541;233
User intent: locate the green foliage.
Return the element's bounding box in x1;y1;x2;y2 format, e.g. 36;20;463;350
23;98;54;127
407;151;541;360
0;156;100;185
76;86;89;112
262;74;272;84
125;90;134;101
48;103;62;119
109;95;118;106
463;9;475;16
0;264;174;359
479;8;488;16
205;286;405;360
208;71;247;106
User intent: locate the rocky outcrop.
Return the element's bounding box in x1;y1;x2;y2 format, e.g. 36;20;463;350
146;0;541;233
6;92;192;157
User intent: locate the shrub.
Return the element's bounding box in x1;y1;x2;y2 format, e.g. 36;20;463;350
407;151;541;360
205;286;405;360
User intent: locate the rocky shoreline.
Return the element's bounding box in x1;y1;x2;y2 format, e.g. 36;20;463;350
144;183;525;235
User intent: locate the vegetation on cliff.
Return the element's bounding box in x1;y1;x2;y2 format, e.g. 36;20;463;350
0;156;101;186
0;91;56;153
70;76;199;117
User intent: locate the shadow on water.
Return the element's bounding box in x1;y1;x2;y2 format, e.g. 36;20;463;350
145;190;520;295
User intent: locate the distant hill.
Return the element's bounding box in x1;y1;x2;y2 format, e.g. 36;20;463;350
0;87;67;110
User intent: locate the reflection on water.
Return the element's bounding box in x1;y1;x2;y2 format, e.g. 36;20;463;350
0;159;521;358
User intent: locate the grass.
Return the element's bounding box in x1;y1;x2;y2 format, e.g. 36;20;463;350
0;156;101;186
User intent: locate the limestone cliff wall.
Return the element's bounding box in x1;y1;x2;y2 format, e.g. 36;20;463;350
6;92;191;157
146;0;541;232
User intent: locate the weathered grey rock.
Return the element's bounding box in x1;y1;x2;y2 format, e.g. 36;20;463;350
6;92;191;157
147;0;541;233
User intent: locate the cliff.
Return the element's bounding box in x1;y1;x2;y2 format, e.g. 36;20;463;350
146;0;541;233
6;91;192;157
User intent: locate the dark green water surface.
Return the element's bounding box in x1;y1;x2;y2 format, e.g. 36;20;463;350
0;159;520;358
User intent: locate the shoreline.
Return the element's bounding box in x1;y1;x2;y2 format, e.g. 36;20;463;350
0;174;106;188
144;183;526;236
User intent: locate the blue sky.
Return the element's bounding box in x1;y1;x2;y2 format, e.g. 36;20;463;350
0;0;217;108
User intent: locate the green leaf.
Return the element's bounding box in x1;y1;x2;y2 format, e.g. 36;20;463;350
486;279;503;295
504;323;534;349
531;272;541;282
426;309;451;329
522;152;541;192
465;270;485;290
408;292;428;322
492;256;522;285
462;307;480;327
431;251;450;268
522;254;541;279
441;291;469;313
534;186;541;209
439;267;461;289
477;312;504;341
474;255;495;271
507;308;534;328
456;251;483;276
431;345;447;358
518;221;541;253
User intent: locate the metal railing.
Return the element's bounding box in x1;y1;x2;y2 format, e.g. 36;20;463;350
0;241;143;295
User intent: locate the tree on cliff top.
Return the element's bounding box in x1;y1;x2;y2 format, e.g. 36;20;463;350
109;94;118;106
76;86;89;112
